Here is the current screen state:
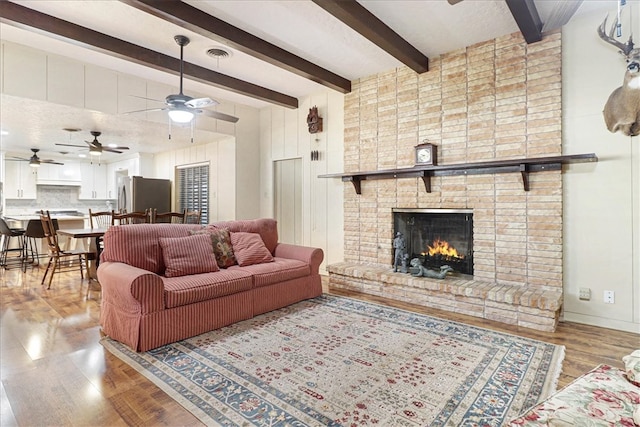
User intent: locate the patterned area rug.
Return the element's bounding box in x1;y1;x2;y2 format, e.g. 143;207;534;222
101;295;565;426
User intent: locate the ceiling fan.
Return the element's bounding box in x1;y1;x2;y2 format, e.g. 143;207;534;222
125;35;239;124
55;131;129;156
8;148;64;168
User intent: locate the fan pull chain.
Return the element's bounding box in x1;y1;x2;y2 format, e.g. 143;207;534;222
168;117;172;140
617;0;626;37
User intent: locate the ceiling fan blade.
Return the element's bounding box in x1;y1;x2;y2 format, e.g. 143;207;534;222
185;97;218;109
42;160;64;165
102;148;123;154
122;107;168;115
55;143;87;148
8;156;30;161
198;109;239;123
111;146;130;150
129;94;165;103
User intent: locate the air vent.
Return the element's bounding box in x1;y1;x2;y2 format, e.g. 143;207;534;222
206;47;232;59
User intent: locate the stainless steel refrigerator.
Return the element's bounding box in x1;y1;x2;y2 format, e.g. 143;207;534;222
117;176;171;213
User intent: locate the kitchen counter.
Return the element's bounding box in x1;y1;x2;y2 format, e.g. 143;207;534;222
4;215;88;221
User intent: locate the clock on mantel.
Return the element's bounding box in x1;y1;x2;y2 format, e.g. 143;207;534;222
415;142;437;166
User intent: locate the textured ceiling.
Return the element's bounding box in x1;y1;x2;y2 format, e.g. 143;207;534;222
0;0;622;161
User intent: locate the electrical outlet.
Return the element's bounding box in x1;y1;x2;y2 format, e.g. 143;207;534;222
579;288;591;300
604;291;615;304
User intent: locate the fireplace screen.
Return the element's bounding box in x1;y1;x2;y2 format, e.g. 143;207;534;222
393;209;473;276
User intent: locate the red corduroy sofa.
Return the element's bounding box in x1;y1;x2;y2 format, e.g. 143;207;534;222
97;219;324;351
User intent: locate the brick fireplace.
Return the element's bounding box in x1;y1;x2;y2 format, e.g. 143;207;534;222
328;31;564;332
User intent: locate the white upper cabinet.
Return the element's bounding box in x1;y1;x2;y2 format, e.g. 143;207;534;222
47;55;84;108
85;65;118;114
79;162;108;200
118;74;147;116
2;42;47;101
4;161;37;199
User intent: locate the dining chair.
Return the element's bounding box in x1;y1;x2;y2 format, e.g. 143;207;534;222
112;210;151;225
39;210;93;290
89;209;113;228
152;209;186;224
184;210;201;224
0;218;25;269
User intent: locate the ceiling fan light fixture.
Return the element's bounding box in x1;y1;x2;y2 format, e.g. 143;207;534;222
29;159;40;168
168;108;194;123
89;146;102;156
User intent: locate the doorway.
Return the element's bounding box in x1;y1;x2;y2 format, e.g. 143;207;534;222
273;158;302;245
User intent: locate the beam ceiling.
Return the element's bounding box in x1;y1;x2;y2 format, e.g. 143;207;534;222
120;0;351;94
0;0;298;108
505;0;543;44
310;0;429;74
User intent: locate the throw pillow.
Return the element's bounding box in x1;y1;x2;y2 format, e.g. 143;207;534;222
190;227;237;268
230;232;274;266
623;349;640;386
159;234;219;278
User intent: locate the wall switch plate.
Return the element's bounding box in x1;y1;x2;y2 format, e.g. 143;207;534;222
604;291;615;304
579;288;591;300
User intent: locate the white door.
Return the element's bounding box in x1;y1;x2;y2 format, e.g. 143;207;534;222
273;158;302;245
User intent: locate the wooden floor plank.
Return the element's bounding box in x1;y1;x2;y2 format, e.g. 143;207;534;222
0;265;637;426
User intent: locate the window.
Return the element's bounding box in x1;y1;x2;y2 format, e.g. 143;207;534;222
176;163;209;224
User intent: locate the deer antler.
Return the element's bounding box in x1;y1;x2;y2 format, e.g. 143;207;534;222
598;15;637;56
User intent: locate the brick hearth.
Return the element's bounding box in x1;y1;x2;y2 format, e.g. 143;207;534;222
331;31;564;331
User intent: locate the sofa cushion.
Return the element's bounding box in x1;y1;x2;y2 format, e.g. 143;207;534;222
190;226;237;268
162;269;254;308
228;257;309;287
159;234;219;278
211;218;278;255
230;232;274;266
623;350;640;386
101;224;202;274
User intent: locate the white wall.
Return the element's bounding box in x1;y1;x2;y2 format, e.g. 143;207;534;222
154;137;237;222
260;92;344;274
562;8;640;333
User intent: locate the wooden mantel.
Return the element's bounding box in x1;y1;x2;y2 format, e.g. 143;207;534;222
318;153;597;194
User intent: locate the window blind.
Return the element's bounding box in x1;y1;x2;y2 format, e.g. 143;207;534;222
176;163;209;225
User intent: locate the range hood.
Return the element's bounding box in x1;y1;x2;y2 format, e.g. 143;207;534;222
36;180;81;186
36;163;82;186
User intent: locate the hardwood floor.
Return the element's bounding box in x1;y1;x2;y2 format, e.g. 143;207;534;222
1;264;638;426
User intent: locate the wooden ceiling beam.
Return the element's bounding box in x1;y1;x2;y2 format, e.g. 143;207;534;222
310;0;429;74
505;0;543;44
119;0;351;94
0;0;298;108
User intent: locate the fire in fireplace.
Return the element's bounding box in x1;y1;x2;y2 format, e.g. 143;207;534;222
393;209;473;276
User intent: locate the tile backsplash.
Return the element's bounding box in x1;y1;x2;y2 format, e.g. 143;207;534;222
5;185;116;214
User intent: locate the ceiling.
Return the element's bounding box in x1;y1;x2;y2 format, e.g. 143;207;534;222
0;0;620;162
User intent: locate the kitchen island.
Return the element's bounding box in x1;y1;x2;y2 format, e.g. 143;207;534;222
2;211;89;253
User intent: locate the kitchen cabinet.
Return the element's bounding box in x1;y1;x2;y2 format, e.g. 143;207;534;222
79;163;108;199
47;55;84;108
37;162;82;185
85;65;118;114
2;41;47;101
106;163;118;200
4;161;37;199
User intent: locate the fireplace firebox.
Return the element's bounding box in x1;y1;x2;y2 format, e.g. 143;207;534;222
393;209;473;276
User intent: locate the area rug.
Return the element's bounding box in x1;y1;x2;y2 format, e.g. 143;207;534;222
101;294;565;426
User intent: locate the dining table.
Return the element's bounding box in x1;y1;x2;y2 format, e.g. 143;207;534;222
56;227;109;283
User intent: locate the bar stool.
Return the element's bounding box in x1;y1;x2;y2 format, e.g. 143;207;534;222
22;219;46;271
0;218;26;269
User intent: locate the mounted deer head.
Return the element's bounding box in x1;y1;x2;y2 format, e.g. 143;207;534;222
598;16;640;137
